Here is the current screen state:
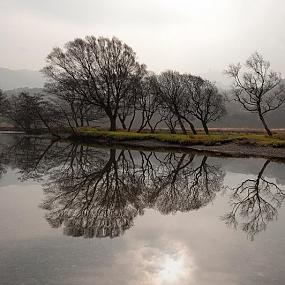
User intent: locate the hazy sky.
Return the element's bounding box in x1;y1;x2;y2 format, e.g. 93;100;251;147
1;0;285;77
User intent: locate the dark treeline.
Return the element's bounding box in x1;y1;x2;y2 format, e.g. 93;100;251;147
0;37;284;136
0;136;284;240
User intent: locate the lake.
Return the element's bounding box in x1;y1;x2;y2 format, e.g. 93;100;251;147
0;133;285;285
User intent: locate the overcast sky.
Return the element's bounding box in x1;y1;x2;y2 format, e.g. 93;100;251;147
0;0;285;77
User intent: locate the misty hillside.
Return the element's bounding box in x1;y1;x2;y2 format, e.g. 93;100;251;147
4;87;43;96
0;67;45;90
210;100;285;129
0;67;229;91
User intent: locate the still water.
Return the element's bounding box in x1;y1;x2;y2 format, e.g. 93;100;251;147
0;134;285;285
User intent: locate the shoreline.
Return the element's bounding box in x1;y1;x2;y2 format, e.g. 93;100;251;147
2;130;285;161
70;136;285;162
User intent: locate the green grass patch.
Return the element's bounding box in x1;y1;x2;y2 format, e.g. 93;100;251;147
74;128;285;148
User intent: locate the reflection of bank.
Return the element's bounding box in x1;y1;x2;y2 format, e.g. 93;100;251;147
223;160;285;240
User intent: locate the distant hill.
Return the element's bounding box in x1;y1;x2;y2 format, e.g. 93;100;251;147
0;68;231;91
0;67;45;90
4;87;43;96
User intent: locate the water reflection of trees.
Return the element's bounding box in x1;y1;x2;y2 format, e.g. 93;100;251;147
0;136;68;181
0;149;7;180
223;160;285;240
41;148;146;238
1;137;284;240
40;148;225;238
0;137;225;238
145;154;224;214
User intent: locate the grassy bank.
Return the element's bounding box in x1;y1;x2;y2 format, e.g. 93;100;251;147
74;128;285;148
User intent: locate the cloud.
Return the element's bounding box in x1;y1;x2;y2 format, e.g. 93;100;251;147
0;0;284;76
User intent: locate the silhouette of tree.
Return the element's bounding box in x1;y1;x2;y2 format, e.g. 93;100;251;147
156;71;197;134
135;75;162;133
225;52;285;136
42;36;146;131
1;92;63;135
43;81;104;130
147;154;225;214
40;148;145;238
2;92;40;132
223;160;285;240
184;76;227;134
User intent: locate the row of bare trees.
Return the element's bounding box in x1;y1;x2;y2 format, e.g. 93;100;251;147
40;36;228;134
0;37;226;135
1;36;284;136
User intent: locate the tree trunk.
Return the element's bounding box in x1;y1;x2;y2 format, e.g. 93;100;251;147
181;116;197;135
166;119;176;134
137;111;147;133
79;108;84;127
109;116;117;131
168;124;176;134
147;120;155;133
177;115;187;134
118;115;127;130
202;121;209;135
36;110;61;138
259;113;272;136
188;121;197;135
137;122;147;133
128;110;136;131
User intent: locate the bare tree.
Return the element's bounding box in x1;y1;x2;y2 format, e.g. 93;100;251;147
184;76;227;134
136;75;162;133
1;91;64;135
117;81;140;131
42;36;146;131
2;92;42;132
44;81;104;128
157;71;197;134
33;95;66;137
225;52;285;136
159;109;178;134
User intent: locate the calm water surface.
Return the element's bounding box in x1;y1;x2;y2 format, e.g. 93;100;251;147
0;133;285;285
